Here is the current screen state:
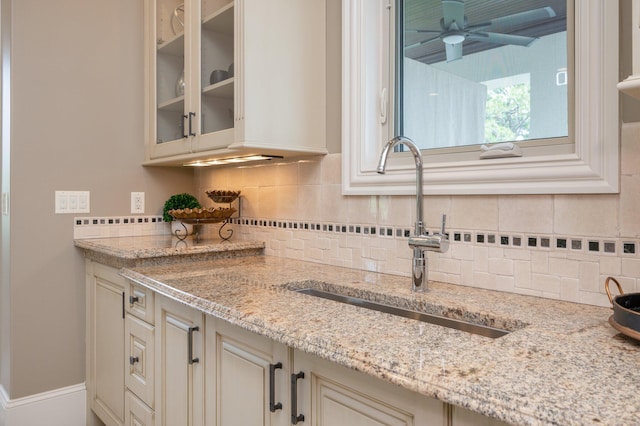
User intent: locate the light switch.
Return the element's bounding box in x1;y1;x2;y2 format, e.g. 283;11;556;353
56;191;90;214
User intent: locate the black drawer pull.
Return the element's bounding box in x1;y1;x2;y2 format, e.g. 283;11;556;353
269;362;283;412
291;371;305;424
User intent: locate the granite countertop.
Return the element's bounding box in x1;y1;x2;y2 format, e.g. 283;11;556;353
74;235;265;268
118;255;640;426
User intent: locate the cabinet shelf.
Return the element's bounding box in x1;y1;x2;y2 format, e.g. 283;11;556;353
158;31;184;56
158;95;185;111
203;77;234;99
202;2;234;35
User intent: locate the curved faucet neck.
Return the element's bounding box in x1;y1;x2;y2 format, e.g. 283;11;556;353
377;136;424;235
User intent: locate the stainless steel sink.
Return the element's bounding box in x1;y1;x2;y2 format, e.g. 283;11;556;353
294;288;510;339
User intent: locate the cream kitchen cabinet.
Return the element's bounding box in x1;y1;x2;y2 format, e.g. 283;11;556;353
205;318;290;426
292;349;445;426
86;261;157;426
155;294;205;426
86;261;126;426
450;406;509;426
145;0;327;166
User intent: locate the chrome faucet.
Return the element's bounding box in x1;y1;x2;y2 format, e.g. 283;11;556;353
377;136;449;292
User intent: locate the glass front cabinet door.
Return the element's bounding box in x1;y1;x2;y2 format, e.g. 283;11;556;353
145;0;327;166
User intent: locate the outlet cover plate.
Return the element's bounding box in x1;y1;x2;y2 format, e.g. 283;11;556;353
131;192;145;214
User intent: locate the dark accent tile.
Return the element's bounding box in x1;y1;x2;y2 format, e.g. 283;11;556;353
623;242;636;254
588;241;600;252
604;242;616;253
540;238;550;248
571;239;582;250
476;234;485;243
487;234;495;244
556;238;567;249
500;236;509;245
464;233;471;242
513;237;521;247
404;229;411;238
454;232;461;242
528;237;537;247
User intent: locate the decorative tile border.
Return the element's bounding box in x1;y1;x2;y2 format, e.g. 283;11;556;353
74;215;167;239
74;214;640;258
229;218;637;257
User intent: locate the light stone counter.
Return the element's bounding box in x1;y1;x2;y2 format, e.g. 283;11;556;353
74;235;265;268
117;255;640;426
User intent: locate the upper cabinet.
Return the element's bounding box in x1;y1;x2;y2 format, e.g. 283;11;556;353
144;0;327;166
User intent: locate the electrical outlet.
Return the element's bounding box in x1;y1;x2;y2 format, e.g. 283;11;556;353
131;192;145;214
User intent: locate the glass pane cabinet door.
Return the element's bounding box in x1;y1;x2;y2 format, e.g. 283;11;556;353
155;0;188;145
199;0;235;146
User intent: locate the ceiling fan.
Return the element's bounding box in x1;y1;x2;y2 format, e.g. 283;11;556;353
407;0;556;62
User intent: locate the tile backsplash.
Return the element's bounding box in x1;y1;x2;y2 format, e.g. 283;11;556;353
195;122;640;308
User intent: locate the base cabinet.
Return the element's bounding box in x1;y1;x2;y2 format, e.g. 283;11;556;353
125;391;155;426
292;349;445;426
86;261;126;426
207;318;290;426
155;295;205;426
450;405;509;426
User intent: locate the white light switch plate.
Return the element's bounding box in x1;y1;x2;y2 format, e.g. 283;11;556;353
55;191;90;214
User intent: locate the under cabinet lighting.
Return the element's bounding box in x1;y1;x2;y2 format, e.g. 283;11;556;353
185;155;283;167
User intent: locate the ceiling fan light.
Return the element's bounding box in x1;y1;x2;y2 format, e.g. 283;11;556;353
442;34;465;45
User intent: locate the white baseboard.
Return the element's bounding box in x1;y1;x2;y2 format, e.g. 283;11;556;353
0;383;86;426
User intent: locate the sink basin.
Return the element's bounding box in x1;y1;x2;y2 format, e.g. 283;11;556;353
294;288;511;339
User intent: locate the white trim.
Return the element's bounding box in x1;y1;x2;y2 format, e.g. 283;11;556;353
0;383;86;426
342;0;620;195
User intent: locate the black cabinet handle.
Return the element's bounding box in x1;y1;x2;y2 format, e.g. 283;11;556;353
129;295;139;304
129;356;139;365
181;114;188;138
188;112;196;137
291;371;305;424
188;326;199;364
269;362;283;412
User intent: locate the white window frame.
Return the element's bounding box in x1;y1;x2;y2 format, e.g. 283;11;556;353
342;0;619;195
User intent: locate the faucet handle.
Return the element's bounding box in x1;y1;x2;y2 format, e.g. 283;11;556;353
440;214;447;235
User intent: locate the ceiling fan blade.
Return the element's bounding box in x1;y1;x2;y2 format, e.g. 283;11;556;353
442;0;465;30
485;7;556;30
405;34;443;50
405;29;442;34
445;42;463;62
467;31;537;47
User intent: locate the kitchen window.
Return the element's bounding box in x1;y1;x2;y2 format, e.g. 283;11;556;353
341;0;619;195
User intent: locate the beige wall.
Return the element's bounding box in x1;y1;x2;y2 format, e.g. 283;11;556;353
0;0;193;399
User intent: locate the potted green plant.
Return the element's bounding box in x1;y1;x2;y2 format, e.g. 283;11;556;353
163;193;202;236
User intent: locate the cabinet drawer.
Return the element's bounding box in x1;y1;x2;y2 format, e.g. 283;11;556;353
125;390;154;426
126;281;154;324
125;314;155;409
